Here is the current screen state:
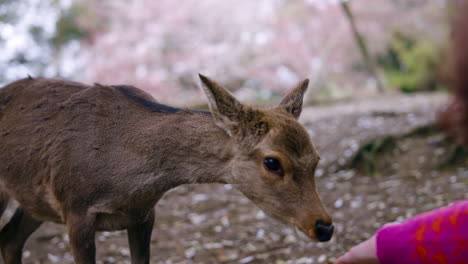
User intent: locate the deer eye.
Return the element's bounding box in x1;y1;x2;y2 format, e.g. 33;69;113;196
263;157;283;175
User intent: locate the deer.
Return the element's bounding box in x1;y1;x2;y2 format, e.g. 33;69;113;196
0;74;333;264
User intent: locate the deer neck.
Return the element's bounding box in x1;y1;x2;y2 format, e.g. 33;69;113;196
132;112;235;195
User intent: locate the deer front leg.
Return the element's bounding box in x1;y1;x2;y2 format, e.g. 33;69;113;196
66;211;97;264
127;209;155;264
0;207;42;264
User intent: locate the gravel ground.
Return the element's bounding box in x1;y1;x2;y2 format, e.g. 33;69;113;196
1;92;466;264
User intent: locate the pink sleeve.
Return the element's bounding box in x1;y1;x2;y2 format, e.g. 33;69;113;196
376;200;468;264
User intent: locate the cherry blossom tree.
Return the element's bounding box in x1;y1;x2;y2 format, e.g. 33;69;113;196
1;0;449;105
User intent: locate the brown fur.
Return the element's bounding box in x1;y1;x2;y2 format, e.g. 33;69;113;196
0;75;331;263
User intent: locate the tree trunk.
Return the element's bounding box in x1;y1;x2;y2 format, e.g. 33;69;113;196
341;0;385;93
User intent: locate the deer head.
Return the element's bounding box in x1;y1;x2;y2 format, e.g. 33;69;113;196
199;74;333;242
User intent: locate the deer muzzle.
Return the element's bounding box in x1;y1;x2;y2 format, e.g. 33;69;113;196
293;215;334;242
314;220;334;242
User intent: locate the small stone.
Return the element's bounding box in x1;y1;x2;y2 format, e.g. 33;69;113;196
256;229;265;239
450;176;457;183
47;253;60;263
214;225;223;232
246;242;257;251
189;213;206;225
316;168;324;177
240;256;255;263
119;248;130;257
296;257;314;264
283;234;297;243
105;256;116;263
256;210;266;219
204;242;223;249
193;194;209;202
334;199;343;208
184;247;196;258
221;216;230;227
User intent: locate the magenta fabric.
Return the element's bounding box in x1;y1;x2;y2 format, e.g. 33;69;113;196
376;200;468;264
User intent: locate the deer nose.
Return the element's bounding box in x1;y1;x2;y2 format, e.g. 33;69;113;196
315;220;334;242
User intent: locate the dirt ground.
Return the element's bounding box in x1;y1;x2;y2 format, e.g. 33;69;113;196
1;93;467;264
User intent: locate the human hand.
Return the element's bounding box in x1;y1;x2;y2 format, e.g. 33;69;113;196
335;235;379;264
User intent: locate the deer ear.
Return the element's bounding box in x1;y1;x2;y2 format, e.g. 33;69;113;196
278;79;309;119
199;74;244;135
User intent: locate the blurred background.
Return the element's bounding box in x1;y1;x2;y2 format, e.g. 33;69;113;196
0;0;466;264
0;0;451;106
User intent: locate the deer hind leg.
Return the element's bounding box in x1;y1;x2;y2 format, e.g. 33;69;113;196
127;209;155;264
0;191;8;219
0;207;43;264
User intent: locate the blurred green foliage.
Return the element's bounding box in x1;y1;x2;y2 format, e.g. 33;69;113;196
350;136;396;175
52;4;88;48
377;32;441;93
